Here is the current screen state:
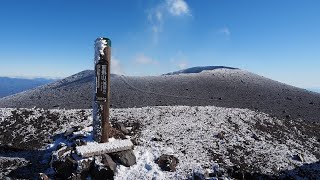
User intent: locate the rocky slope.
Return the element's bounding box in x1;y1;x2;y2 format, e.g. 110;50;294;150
1;106;320;179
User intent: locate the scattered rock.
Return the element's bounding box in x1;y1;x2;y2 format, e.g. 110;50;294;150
91;156;115;180
216;131;225;139
156;154;179;172
56;146;72;159
251;133;261;141
112;150;136;167
109;127;126;139
292;154;304;162
90;167;114;180
113;123;129;135
52;156;77;179
286;97;292;101
77;158;93;176
102;154;117;172
151;136;162;141
37;173;49;180
73;139;87;147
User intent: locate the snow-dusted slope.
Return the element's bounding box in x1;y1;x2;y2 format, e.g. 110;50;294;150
1;106;320;179
1;68;319;122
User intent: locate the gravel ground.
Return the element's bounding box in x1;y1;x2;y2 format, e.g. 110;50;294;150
1;106;320;179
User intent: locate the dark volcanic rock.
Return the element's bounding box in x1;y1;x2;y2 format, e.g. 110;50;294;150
111;149;136;167
91;156;115;180
37;173;49;180
113;122;129;135
102;154;117;172
156;154;179;172
52;156;77;179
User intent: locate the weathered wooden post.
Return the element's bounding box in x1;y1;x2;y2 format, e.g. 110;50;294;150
93;37;112;143
76;37;133;157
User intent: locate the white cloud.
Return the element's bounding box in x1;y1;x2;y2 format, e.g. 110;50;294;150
167;0;190;16
111;56;125;75
147;0;191;43
218;27;231;36
134;54;158;65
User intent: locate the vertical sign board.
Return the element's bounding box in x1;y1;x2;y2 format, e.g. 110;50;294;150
93;37;111;143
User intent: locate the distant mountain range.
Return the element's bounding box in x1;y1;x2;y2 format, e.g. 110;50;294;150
0;77;55;98
1;66;320;122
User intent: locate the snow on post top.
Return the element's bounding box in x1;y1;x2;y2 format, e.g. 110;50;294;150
94;37;111;64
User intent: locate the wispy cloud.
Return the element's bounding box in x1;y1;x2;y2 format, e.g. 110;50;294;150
134;53;158;65
218;27;231;36
111;56;125;75
148;0;191;43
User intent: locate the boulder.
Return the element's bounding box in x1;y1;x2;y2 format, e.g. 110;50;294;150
112;149;136;167
156;154;179;172
102;154;117;172
52;156;77;179
90;156;115;180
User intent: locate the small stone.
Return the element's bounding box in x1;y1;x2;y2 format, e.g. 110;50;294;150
74;139;87;147
112;150;136;167
57;147;72;158
151;136;162;141
216;131;225;139
114;123;129;135
251;133;261;141
156;154;179;172
292;154;304;162
37;173;49;180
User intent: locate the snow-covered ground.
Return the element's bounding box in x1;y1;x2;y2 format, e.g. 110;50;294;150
1;105;320;179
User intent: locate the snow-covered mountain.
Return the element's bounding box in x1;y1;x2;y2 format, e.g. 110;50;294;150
1;67;320;179
164;66;238;75
0;77;55;98
0;67;319;122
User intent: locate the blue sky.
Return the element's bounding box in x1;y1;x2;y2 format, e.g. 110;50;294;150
0;0;320;89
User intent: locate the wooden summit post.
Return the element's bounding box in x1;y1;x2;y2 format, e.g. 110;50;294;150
93;37;112;143
75;38;133;157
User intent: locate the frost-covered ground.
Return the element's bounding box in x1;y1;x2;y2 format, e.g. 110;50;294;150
1;106;320;179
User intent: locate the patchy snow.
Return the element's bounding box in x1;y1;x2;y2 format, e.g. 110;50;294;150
76;139;133;157
109;106;320;179
94;37;109;63
1;105;320;179
115;146;167;180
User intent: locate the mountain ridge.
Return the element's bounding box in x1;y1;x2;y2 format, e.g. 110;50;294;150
0;77;55;98
1;67;320;122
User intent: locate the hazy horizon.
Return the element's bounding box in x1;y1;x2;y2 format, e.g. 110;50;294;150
1;0;320;89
